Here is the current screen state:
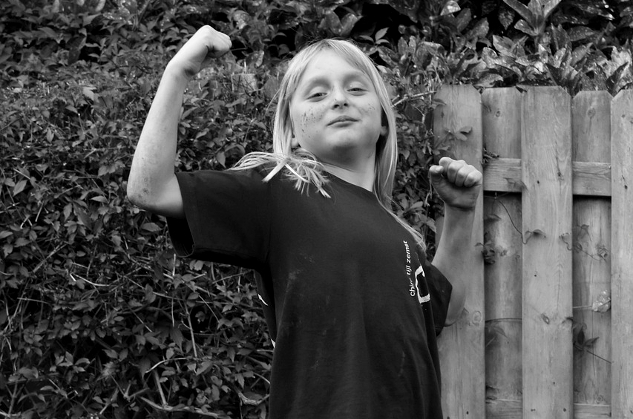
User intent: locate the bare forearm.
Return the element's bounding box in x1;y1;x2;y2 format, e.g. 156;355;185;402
127;26;231;218
432;205;477;325
128;67;188;209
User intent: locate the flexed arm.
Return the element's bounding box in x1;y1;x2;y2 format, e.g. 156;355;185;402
127;26;231;218
429;157;482;325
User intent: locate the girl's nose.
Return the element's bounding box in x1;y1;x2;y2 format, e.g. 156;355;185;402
331;88;348;108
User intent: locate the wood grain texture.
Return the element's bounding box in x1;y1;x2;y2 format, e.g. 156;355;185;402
433;84;486;419
486;399;611;418
483;159;611;196
521;87;573;419
610;90;633;418
571;91;612;406
481;88;523;403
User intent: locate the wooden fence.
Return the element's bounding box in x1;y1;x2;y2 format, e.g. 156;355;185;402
433;86;633;419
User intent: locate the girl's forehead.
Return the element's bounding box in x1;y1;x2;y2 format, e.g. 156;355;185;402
297;50;368;83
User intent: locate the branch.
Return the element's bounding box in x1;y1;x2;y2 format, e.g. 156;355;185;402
140;397;221;418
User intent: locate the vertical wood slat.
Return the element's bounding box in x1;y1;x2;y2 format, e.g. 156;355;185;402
481;88;523;407
521;87;573;419
571;92;612;406
610;90;633;418
434;86;632;418
433;85;485;419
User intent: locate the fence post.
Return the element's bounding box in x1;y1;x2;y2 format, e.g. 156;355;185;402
521;87;573;418
481;88;523;414
610;90;633;418
571;91;612;407
433;85;485;419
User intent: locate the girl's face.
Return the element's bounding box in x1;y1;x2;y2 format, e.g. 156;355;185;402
288;49;387;169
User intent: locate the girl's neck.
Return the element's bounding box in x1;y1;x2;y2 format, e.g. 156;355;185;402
322;162;375;192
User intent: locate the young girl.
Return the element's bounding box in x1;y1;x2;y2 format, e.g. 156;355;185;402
128;25;481;419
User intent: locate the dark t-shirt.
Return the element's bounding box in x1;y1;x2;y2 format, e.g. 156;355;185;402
167;168;452;419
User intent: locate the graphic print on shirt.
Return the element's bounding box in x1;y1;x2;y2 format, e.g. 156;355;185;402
403;240;431;304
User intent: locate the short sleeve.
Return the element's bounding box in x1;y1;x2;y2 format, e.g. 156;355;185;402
166;169;270;270
422;256;453;336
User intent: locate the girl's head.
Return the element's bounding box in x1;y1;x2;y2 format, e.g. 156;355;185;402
272;39;398;205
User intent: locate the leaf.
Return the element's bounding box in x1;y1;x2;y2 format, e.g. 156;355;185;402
567;26;596;42
39;27;58;38
216;151;226;167
498;5;515;29
141;222;161;232
475;73;505;88
83;14;100;25
466;18;489;41
503;0;533;22
375;27;388;41
339;13;359;37
15;237;30;247
454;132;468;141
197;360;214;375
170;326;184;348
103;349;118;359
144;284;156;304
12;179;27;196
17;367;39;379
441;0;460;16
0;231;13;240
63;203;73;221
138;358;151;376
82;87;95;101
75;207;91;227
542;0;563;19
98;165;110;177
90;196;108;203
514;19;538;36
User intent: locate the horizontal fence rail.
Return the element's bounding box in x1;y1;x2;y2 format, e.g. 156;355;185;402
433;86;633;419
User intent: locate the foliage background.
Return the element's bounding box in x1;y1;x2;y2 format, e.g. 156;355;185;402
1;0;632;417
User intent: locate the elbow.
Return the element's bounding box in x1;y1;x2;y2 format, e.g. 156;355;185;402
444;311;461;326
126;180;151;209
444;289;466;326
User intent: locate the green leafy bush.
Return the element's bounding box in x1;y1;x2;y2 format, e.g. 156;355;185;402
2;0;632;417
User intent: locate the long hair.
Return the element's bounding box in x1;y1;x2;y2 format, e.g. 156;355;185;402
232;39;425;248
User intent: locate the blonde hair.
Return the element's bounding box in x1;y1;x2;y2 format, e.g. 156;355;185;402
232;39;425;249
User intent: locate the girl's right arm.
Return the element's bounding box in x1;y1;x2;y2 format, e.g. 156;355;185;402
127;26;231;219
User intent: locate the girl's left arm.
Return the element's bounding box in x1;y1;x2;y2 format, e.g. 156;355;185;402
433;205;477;325
428;157;482;325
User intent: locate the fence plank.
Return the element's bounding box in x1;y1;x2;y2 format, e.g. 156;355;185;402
487;400;611;418
521;87;573;419
571;91;612;407
610;90;633;418
483;159;611;196
572;162;611;196
481;88;523;407
433;85;486;419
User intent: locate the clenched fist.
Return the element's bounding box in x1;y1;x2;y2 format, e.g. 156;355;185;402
166;25;232;80
429;157;482;210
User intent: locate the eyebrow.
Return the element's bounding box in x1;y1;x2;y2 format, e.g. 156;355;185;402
300;70;371;91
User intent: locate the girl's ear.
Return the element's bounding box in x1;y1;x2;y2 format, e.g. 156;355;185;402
380;124;388;137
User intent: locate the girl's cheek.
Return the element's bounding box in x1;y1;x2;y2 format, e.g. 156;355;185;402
361;103;378;115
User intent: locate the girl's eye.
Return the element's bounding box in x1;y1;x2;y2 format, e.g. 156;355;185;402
309;92;326;98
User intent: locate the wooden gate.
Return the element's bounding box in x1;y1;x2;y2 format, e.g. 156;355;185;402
433;86;633;418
